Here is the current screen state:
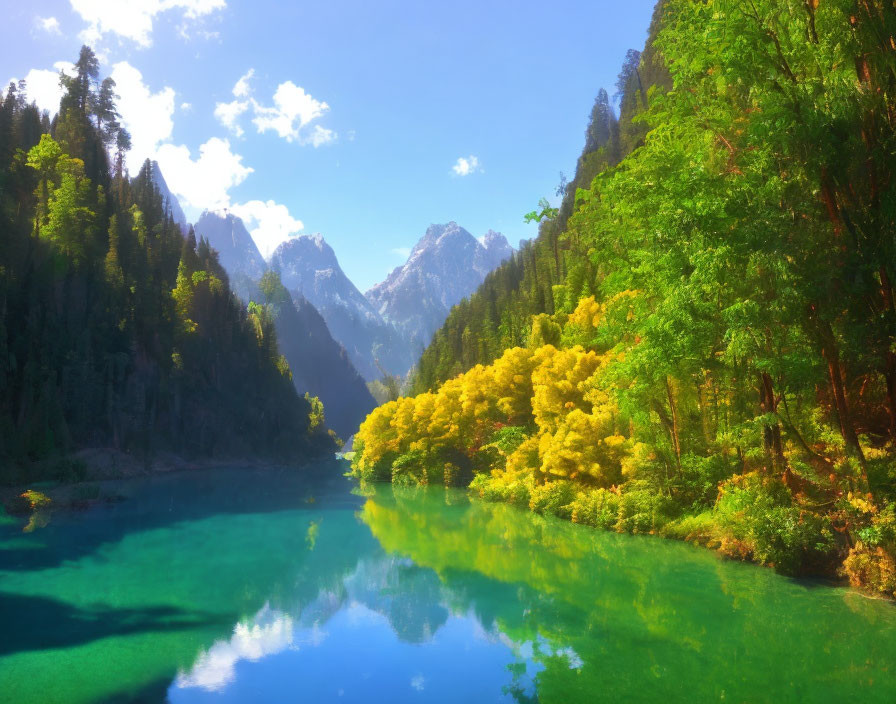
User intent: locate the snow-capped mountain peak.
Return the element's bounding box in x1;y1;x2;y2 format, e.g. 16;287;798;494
365;222;515;350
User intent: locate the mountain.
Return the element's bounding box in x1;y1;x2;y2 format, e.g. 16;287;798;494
0;55;337;476
149;161;188;232
269;236;415;382
236;276;376;439
193;210;267;283
187;213;375;435
365;222;514;349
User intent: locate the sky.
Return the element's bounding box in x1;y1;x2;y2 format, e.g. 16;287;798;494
2;0;657;291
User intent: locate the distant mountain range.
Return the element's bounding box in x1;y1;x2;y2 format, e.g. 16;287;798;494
157;168;513;394
194;210;267;283
234;276;376;439
269;236;415;381
366;222;514;349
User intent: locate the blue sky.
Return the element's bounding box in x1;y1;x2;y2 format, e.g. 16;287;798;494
3;0;657;291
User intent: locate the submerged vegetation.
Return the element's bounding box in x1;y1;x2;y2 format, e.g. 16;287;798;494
353;0;896;598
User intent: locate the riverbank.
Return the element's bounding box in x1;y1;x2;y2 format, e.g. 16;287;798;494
0;447;340;518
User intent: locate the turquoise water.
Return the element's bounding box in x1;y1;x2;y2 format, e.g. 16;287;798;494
1;462;895;703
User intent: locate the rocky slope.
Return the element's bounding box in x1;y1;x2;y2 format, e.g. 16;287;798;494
194;214;375;437
235;277;376;439
149;161;188;232
193;210;267;283
269;236;415;382
365;222;514;349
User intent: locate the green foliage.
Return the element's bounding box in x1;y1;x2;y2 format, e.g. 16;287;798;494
304;393;325;431
523;198;559;225
485;426;528;455
0;48;334;481
714;473;836;574
615;482;674;534
357;0;896;590
570;488;620;530
528;314;561;348
748;507;836;576
529;481;577;519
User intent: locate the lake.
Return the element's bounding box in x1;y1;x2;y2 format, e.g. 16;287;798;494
1;461;895;703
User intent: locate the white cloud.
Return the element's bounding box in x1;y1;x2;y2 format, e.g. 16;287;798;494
306;124;336;147
109;63;256;217
230;199;304;258
176;605;294;692
232;68;254;98
214;99;249;136
215;72;336;146
180;101;192;111
251;81;335;146
6;62;75;115
391;246;411;259
452;155;481;176
36;16;61;34
411;675;426;692
70;0;227;48
111;61;176;167
155;137;253;213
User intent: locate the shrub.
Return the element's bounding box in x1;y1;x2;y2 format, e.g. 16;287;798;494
487;426;529;455
529;481;577;519
750;507;836;575
714;472;836;574
471;472;532;506
661;512;717;545
359;450;395;482
675;453;735;510
615;482;674;534
842;502;896;597
842;545;896;598
570;488;620;529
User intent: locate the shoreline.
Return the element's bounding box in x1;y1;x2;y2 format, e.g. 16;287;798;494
0;447;342;517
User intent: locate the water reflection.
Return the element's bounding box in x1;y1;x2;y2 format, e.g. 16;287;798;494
170;553;540;703
2;468;896;704
175;605;297;692
358;485;896;703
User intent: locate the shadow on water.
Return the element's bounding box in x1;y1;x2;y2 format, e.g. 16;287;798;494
0;459;358;573
0;592;229;657
97;676;173;704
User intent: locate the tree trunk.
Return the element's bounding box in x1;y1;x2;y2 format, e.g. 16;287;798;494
820;323;868;477
758;372;786;474
665;376;682;471
879;266;896;438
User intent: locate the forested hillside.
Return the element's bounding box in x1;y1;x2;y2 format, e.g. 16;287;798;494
411;2;670;392
354;0;896;598
0;47;335;483
236;270;377;439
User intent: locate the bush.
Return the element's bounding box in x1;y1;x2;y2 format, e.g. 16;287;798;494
615;483;674;534
487;426;529;455
675;453;735;510
714;472;836;574
750;507;836;575
570;488;620;529
661;512;717;545
841;502;896;597
529;481;576;518
842;544;896;598
471;472;532;506
391;450;427;486
359;450;395;482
